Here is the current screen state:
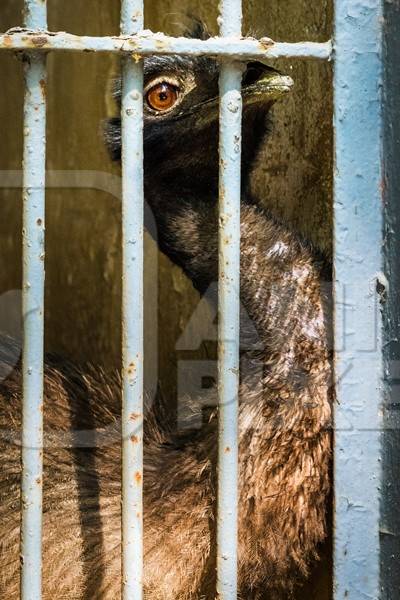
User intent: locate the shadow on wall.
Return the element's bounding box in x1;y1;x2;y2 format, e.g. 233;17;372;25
0;2;332;598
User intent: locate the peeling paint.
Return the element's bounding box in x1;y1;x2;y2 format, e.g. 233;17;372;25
0;30;332;61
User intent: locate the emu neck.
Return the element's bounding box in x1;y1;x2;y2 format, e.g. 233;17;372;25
146;186;331;425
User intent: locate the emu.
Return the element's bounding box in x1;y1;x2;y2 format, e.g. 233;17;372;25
0;26;332;600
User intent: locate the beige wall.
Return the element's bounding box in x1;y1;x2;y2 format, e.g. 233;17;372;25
0;2;332;596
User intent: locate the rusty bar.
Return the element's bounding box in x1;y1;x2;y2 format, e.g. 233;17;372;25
120;1;144;599
0;30;332;60
217;1;243;598
21;3;47;599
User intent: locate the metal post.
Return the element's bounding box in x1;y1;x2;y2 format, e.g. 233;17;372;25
120;1;144;599
333;0;384;598
21;1;47;599
217;1;243;598
380;0;400;595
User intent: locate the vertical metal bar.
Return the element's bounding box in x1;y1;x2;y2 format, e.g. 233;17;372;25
120;1;144;599
217;1;243;598
21;2;47;599
333;0;383;598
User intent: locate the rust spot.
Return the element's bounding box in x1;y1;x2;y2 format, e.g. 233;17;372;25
155;39;169;52
3;35;12;47
36;218;42;226
36;477;41;485
225;446;231;453
134;471;142;484
127;361;136;375
130;412;141;421
259;38;274;51
39;78;46;99
136;512;141;518
380;176;386;198
128;38;139;50
39;403;44;413
31;36;48;48
130;434;139;444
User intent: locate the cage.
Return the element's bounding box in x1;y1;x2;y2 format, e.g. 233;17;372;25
0;0;398;599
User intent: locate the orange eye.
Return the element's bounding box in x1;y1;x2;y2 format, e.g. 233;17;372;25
146;83;179;112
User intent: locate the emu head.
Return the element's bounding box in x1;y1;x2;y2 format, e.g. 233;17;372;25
104;23;292;289
104;26;293;197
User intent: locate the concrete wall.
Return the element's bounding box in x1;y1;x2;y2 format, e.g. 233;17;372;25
0;2;332;597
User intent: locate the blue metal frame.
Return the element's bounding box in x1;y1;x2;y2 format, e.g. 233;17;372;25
4;0;397;598
333;1;384;597
20;2;47;599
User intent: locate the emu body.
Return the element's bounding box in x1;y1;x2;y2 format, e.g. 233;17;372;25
0;29;331;599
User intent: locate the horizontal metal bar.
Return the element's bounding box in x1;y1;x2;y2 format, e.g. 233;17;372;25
120;1;144;600
0;29;332;60
21;4;47;600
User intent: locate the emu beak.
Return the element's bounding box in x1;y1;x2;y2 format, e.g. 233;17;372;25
242;62;293;104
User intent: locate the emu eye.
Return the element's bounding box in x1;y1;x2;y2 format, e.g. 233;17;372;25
146;82;179;112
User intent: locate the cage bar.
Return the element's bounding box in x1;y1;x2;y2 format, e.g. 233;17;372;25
217;1;243;598
20;2;47;599
120;1;145;599
333;0;384;598
0;31;332;61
